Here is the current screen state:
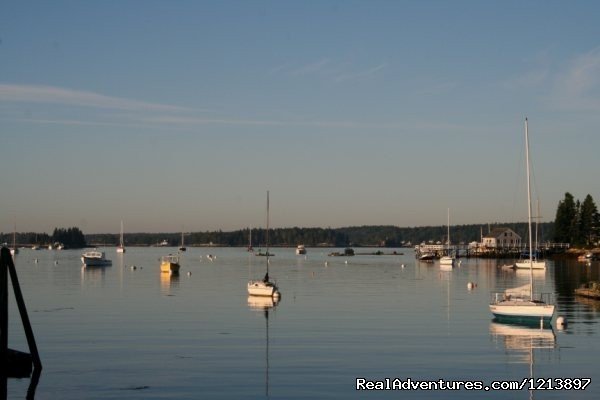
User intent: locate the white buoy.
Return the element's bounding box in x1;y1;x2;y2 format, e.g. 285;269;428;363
54;260;58;265
401;264;405;268
34;258;38;263
344;260;348;264
187;271;192;276
467;282;475;290
131;265;136;270
324;261;328;267
556;316;567;330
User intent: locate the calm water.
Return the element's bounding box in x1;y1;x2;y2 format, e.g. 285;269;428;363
5;247;600;399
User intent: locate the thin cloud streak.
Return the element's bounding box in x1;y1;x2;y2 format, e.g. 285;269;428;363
0;83;188;112
333;63;388;83
289;58;332;76
549;46;600;111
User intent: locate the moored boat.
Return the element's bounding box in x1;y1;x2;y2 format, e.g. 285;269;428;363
248;191;280;298
81;250;112;267
295;245;306;255
116;220;126;253
160;254;180;274
489;118;555;325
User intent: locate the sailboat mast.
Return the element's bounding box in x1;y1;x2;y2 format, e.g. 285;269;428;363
525;118;534;298
266;190;270;275
447;208;450;253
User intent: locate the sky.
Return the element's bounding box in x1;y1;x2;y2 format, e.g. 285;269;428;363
1;0;600;234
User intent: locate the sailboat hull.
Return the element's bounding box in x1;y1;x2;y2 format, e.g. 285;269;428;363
439;256;455;266
248;280;280;297
489;301;554;325
515;261;546;270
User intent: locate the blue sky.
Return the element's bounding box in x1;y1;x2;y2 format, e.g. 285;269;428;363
1;0;600;234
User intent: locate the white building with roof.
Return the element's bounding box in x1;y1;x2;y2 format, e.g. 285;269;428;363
482;227;521;249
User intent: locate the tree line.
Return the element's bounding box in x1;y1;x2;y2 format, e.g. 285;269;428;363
0;227;86;248
14;209;600;249
83;222;555;248
553;192;599;246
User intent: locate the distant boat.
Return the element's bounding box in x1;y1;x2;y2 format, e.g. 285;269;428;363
160;254;180;274
116;220;126;253
489;118;555;325
515;200;546;270
440;208;455;268
179;231;186;252
514;260;546;270
10;223;19;256
159;239;169;246
418;252;435;262
295;245;307;255
81;250;112;267
248;191;281;298
247;226;254;252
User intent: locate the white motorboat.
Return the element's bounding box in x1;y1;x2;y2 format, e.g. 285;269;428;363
295;245;306;255
81;250;112;267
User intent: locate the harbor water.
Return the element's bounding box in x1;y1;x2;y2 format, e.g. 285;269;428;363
5;247;600;399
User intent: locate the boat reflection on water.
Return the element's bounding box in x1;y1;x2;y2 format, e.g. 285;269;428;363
490;322;556;399
80;263;108;285
490;322;555;355
514;268;546;280
248;295;280;311
248;295;280;398
160;271;180;295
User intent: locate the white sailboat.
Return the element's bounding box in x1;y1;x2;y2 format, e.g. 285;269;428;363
247;225;254;252
440;208;455;267
489;118;555;325
179;230;186;252
248;191;281;298
10;223;19;256
116;220;126;253
515;199;546;270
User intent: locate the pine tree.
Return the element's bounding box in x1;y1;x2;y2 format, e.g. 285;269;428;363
554;192;577;243
579;194;599;246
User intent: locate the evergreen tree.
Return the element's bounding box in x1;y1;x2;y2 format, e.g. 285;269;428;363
579;194;599;246
554;192;577;243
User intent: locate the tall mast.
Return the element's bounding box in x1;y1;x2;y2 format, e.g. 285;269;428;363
525;118;533;298
266;190;270;275
447;208;450;250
